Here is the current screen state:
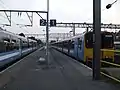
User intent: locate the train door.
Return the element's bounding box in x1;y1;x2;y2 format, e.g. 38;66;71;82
19;38;22;56
69;39;74;56
77;38;84;61
68;40;71;54
74;38;78;59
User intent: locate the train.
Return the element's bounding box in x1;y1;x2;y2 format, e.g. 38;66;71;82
51;31;115;65
113;41;120;64
114;41;120;50
0;27;38;69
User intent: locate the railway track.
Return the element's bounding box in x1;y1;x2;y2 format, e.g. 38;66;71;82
88;60;120;83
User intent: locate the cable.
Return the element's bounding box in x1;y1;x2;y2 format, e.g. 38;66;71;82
0;1;14;24
0;12;19;27
85;8;107;22
0;14;7;19
0;11;29;30
0;13;10;26
0;0;31;34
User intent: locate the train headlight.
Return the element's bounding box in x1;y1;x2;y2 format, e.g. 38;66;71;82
105;56;108;58
105;56;113;59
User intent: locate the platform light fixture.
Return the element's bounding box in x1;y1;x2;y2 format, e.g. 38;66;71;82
106;0;118;9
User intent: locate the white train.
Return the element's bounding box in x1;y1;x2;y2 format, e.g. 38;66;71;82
0;27;38;69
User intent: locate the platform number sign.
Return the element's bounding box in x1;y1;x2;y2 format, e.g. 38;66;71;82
50;19;56;26
40;19;46;26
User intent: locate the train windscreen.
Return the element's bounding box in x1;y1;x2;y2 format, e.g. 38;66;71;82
85;32;114;48
101;33;114;48
85;32;93;48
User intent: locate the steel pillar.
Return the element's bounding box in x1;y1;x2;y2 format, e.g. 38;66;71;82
93;0;101;80
73;24;75;36
46;0;49;66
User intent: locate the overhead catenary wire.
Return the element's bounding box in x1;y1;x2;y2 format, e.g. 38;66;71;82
0;13;30;33
0;0;31;34
85;8;108;22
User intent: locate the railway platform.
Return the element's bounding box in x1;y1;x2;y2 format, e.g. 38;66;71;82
0;47;119;90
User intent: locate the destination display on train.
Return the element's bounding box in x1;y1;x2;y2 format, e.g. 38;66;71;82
105;35;112;37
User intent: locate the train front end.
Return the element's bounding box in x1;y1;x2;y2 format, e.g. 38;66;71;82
84;31;114;65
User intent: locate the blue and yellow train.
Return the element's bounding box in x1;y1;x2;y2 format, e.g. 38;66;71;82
52;31;114;65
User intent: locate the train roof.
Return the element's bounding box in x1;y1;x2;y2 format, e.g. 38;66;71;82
53;33;85;44
0;28;18;39
52;31;113;44
0;27;37;42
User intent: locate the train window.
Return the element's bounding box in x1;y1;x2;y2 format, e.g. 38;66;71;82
3;40;9;43
3;38;10;42
85;32;93;48
71;40;74;49
12;39;16;43
115;44;120;50
101;33;114;48
85;32;114;49
63;41;68;48
68;40;74;49
78;38;82;49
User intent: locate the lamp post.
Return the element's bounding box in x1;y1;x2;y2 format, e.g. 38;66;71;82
106;0;118;9
106;0;118;41
92;0;118;80
93;0;101;80
46;0;49;66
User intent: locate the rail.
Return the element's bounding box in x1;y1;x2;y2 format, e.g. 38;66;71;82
101;60;120;67
100;72;120;83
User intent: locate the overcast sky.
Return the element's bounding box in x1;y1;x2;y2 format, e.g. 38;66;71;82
0;0;120;35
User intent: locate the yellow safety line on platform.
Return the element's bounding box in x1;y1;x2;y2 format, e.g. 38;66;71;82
101;60;120;67
101;72;120;83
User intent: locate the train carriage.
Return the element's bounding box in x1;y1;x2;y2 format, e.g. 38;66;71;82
83;31;114;64
0;27;38;68
52;31;114;65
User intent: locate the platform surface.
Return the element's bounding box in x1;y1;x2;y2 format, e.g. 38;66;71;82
0;47;119;90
